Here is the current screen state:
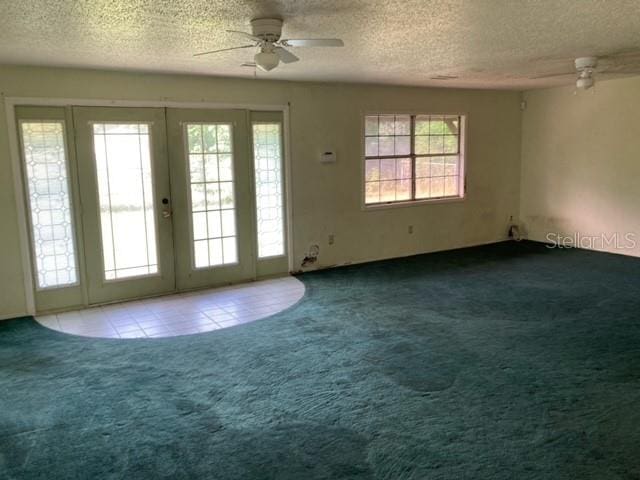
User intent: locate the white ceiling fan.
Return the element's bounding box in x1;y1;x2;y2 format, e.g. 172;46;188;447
194;18;344;72
530;51;640;90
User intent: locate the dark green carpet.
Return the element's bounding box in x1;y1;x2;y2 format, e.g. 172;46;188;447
1;241;640;479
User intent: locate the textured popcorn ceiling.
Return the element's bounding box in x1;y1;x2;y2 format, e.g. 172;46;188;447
1;0;640;90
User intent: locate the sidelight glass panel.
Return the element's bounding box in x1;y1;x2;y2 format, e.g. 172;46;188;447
252;123;285;258
92;123;158;280
187;124;238;268
20;121;78;288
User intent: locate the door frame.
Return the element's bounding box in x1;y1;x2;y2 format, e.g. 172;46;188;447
5;96;294;316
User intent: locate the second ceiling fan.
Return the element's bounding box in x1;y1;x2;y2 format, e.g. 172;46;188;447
194;18;344;72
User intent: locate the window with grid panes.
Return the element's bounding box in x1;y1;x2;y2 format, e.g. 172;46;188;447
364;114;465;205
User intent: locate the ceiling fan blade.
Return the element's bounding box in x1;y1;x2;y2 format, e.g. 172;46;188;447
227;30;263;43
529;71;575;79
193;45;254;57
281;38;344;47
241;62;257;67
274;47;300;64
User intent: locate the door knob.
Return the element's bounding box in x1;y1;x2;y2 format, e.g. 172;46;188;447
161;198;171;218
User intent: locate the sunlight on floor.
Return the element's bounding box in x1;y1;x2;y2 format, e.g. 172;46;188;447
35;276;305;339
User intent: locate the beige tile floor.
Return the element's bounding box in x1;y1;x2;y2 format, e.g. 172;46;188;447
35;276;305;339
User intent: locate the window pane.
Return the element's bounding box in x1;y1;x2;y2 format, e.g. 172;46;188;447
415;117;430;135
365;159;380;181
396;179;412;200
415;158;430;178
395;136;411;155
365;182;380;204
365;137;378;157
204;154;219;182
206;210;222;238
444;116;459;134
380;159;396;180
444;135;459;154
429;136;444;154
380;180;396;202
194;240;209;268
416;177;430;199
187;123;238;267
203;125;218;153
189;154;205;182
93;123;158;280
187;125;203;153
20;121;78;288
216;125;232;152
429;116;445;134
253;123;285;258
430;177;445;197
395;116;411;135
445;176;459;196
430;157;445;176
208;238;224;266
445;156;459;175
415;136;429;155
192;212;208;240
396;158;412;179
379;116;395;135
365;116;378;136
378;136;394;156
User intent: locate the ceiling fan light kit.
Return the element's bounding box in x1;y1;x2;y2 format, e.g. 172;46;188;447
574;56;597;90
254;50;280;71
194;17;344;72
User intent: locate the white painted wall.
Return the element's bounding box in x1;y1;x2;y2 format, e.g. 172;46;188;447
520;77;640;257
0;66;522;318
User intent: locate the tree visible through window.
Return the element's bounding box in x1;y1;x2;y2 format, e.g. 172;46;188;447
364;114;464;205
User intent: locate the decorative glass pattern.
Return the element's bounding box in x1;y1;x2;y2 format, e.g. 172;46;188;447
252;123;285;258
186;123;238;268
364;114;463;205
20;121;78;288
93;124;158;280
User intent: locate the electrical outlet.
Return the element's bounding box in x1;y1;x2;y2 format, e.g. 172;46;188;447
328;234;335;245
408;225;413;234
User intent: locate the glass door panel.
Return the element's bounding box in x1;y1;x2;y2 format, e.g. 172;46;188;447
250;111;288;277
15;106;86;312
166;109;254;290
74;107;175;304
186;123;238;268
92;123;159;280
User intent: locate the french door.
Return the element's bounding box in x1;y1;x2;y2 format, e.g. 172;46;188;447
74;107;176;304
16;105;287;313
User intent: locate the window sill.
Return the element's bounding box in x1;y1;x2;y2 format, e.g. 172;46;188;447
362;195;466;211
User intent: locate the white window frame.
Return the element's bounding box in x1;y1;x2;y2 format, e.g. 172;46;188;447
362;113;467;210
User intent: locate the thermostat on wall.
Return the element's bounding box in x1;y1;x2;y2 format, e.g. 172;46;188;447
320;151;336;163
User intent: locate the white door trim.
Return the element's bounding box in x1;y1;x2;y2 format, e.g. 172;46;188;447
4;96;294;315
